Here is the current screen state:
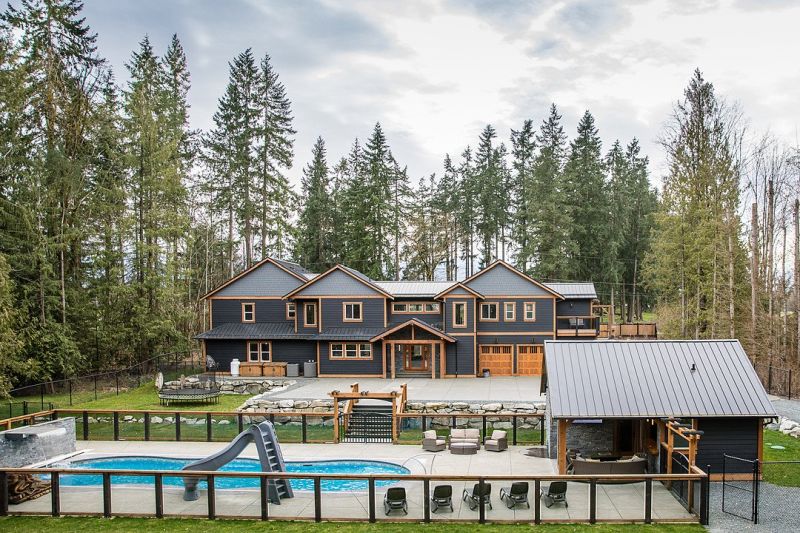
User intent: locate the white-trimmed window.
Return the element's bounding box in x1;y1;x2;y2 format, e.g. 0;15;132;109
393;302;440;314
286;302;296;320
480;302;499;321
242;302;255;323
343;302;363;322
304;302;317;327
330;343;372;359
504;302;515;321
424;303;440;312
524;302;536;322
247;341;271;362
453;302;466;328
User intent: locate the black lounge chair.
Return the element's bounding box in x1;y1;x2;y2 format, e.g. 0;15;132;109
541;481;568;508
431;484;453;513
384;487;408;515
500;482;530;508
462;482;492;511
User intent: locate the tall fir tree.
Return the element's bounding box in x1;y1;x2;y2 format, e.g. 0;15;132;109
295;137;333;271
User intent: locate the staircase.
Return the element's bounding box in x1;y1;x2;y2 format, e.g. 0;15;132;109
256;422;293;502
343;402;393;443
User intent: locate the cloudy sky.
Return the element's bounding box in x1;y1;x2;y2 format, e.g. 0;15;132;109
82;0;800;187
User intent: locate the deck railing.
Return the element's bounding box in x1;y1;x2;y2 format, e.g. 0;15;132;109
0;466;709;524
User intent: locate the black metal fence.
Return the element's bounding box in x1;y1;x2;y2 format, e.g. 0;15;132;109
4;351;202;417
722;454;800;526
754;363;795;399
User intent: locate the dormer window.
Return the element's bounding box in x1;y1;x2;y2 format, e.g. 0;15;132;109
242;302;255;323
343;302;363;322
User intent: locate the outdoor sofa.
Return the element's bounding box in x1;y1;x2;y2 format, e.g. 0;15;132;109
571;456;647;475
449;428;481;447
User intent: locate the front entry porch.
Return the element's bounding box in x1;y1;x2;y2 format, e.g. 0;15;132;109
369;318;456;379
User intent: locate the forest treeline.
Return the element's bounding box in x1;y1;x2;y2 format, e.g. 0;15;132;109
0;1;798;395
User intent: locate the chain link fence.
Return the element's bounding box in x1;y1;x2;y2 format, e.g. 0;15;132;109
4;351;202;417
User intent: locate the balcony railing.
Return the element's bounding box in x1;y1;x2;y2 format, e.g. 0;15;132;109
556;316;599;337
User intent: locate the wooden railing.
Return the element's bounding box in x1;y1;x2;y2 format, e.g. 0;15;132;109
0;466;710;525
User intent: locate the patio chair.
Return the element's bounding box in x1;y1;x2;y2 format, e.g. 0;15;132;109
431;484;453;513
500;482;529;508
541;481;568;508
422;430;446;452
484;429;508;452
462;482;492;511
383;487;408;515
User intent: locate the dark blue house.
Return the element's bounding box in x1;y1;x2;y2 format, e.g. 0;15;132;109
197;258;599;378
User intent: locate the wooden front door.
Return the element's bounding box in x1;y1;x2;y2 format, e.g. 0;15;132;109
403;344;430;371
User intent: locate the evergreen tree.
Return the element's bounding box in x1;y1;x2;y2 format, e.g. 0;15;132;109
295;137;333;271
529;104;575;278
511;119;537;273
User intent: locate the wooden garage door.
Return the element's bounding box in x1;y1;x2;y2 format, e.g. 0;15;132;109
517;345;544;375
479;345;513;376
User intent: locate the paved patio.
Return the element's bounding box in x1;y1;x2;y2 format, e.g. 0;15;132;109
267;376;545;402
11;440;694;522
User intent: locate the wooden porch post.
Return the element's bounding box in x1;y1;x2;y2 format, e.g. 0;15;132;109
381;341;387;379
390;342;396;379
430;342;435;379
332;394;339;444
557;419;569;474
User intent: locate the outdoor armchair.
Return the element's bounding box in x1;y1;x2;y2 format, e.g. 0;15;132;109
422;430;446;452
484;429;508;452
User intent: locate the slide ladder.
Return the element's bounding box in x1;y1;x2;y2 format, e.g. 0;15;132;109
181;420;293;503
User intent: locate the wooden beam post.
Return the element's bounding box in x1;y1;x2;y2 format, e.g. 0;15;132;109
332;394;339;444
557;419;569;474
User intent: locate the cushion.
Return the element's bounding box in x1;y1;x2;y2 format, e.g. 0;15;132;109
451;429;466;438
484;439;498;446
464;428;480;439
491;430;507;440
436;439;446;445
423;430;437;439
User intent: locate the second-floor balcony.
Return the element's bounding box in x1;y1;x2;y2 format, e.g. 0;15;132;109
556;316;599;337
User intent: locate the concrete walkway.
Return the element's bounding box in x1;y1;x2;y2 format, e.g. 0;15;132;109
10;440;693;523
769;395;800;422
267;376;544;403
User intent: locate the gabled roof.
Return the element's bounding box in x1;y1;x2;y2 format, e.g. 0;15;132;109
201;257;310;299
544;340;776;419
195;322;311;340
310;327;386;341
543;282;597;300
461;260;563;299
284;264;394;299
434;282;484;300
369;319;456;343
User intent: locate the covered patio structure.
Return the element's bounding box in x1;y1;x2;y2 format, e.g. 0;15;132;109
370;319;455;379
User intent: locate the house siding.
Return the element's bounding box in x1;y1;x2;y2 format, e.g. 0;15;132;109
211;299;289;326
556;299;593;317
322;298;385;328
465;264;552;296
214;262;304;297
443;298;475;334
445;336;475;376
476;298;554;333
318;341;384;375
293;269;382;297
695;417;760;474
205;340;315;372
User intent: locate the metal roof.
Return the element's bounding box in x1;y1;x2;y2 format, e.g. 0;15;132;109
195;323;310;340
310;327;387;341
543;282;597;299
544;340;776;419
374;281;455;297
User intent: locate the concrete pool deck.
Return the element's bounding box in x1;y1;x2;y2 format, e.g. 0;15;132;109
265;376;545;402
10;440;695;522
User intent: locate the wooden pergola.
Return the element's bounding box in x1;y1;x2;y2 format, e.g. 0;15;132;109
329;383;407;443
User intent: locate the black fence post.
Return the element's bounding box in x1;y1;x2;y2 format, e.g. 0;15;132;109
302;415;307;443
94;375;98;401
478;477;486;524
40;383;44;411
69;380;73;406
512;416;517;445
534;479;541;524
113;412;119;441
423;478;431;523
22;401;27;416
768;364;773;394
260;477;269;520
421;415;427;432
144;413;151;441
50;471;60;517
645;478;652;523
82;411;89;440
540;418;545;445
154;473;163;518
314;477;322;522
0;471;8;516
700;466;710;526
589;478;597;524
206;412;212;442
238;413;244;433
368;478;376;523
115;372;119;395
207;474;216;520
175;413;181;441
753;459;760;525
102;472;112;518
789;369;793;400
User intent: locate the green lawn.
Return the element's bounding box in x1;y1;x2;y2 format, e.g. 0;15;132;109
762;429;800;486
0;517;704;532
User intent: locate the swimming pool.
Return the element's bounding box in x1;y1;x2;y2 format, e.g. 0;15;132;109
52;456;409;492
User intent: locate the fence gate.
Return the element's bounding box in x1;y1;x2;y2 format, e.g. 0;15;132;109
721;454;759;523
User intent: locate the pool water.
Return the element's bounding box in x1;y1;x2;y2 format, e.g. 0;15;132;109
53;456;409;492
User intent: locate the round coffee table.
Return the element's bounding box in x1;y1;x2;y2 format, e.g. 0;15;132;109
450;442;479;455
